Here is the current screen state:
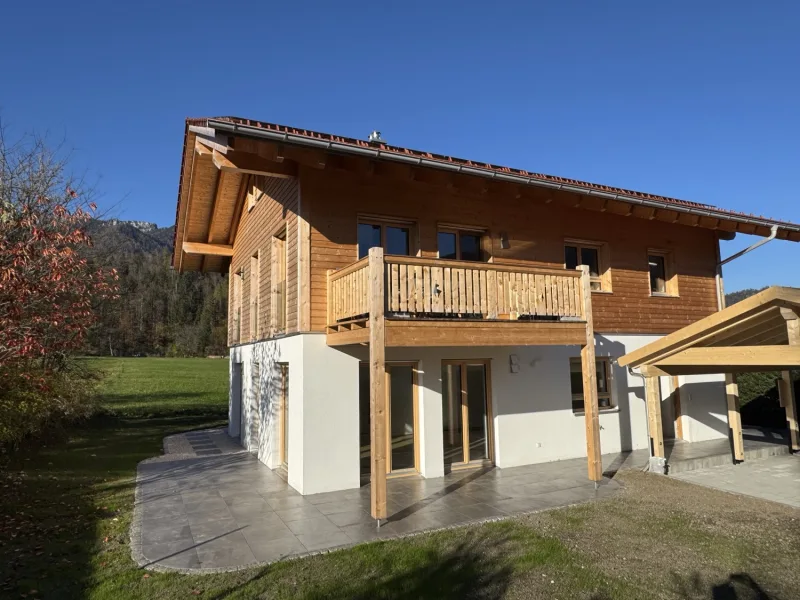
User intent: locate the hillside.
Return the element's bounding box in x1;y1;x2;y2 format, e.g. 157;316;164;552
84;219;228;357
725;287;766;306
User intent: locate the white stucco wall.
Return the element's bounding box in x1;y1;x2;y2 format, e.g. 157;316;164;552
230;334;360;495
230;332;727;494
230;336;304;472
676;373;729;442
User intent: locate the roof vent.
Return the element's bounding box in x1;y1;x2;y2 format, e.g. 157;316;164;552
367;130;385;144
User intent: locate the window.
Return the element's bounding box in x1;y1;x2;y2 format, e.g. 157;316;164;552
648;250;678;296
569;357;613;413
437;228;485;261
271;231;287;334
564;240;610;292
250;253;260;341
357;219;412;259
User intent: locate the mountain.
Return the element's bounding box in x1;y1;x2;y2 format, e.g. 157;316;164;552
84;219;228;357
86;218;174;260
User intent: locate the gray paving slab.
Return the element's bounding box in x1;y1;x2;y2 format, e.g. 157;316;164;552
132;429;637;573
674;454;800;507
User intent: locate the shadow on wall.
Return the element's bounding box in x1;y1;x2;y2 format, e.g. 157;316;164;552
681;381;730;440
230;341;286;465
253;341;285;466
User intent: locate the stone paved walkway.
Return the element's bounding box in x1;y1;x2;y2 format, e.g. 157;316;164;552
131;432;622;572
674;454;800;508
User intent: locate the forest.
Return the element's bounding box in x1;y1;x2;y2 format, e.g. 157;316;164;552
83;219;228;357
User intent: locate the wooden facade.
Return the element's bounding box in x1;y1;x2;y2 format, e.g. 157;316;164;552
173;130;768;344
218;160;721;345
169;125;786;346
174;119;800;349
304;167;720;335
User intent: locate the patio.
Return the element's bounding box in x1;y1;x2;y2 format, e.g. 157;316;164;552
131;426;792;572
131;430;622;572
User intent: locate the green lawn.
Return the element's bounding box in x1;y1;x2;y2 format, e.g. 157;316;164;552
1;357;799;599
84;357;230;416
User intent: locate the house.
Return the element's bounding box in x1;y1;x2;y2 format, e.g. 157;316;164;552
171;116;800;520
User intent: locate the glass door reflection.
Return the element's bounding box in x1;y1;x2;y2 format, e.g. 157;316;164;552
441;360;492;469
359;362;419;478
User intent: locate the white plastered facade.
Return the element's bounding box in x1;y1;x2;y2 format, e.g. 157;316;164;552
229;333;727;495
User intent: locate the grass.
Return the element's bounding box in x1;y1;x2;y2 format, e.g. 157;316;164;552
82;357;230;416
2;357;799;599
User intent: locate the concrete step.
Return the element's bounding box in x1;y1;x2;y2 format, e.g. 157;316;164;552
667;443;792;475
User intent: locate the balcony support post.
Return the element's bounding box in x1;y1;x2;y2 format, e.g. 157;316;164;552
368;247;388;522
578;265;603;482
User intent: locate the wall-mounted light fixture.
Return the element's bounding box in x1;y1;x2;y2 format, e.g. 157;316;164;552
500;232;510;250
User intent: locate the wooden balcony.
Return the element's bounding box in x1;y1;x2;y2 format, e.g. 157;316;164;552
338;248;603;520
326;250;590;347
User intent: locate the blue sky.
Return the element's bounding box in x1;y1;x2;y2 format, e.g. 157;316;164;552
2;1;798;292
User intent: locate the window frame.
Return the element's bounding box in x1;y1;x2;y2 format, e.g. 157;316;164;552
569;356;615;413
564;238;611;293
437;224;490;262
246;176;264;212
357;215;417;259
647;249;678;297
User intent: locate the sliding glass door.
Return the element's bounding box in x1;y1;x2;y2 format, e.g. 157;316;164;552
442;360;492;469
359;362;419;477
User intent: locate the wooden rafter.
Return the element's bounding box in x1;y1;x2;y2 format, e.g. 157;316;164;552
655;346;800;370
182;242;234;257
212;149;297;178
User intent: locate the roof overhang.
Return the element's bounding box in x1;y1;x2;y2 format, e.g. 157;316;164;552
171;126;297;273
618;286;800;376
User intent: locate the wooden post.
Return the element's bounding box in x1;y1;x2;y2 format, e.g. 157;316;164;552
781;308;799;452
671;376;684;440
368;247;388;521
644;376;665;458
326;269;334;328
778;372;799;452
725;373;745;461
577;266;602;481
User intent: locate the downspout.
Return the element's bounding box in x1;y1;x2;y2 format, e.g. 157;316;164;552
715;225;779;310
627;366;654;471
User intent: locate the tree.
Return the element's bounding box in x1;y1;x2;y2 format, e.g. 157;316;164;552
0;125;117;445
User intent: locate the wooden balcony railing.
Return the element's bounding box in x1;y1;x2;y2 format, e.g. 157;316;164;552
327;254;586;326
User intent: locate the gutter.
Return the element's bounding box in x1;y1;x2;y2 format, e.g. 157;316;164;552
207;119;800;238
715;224;779;310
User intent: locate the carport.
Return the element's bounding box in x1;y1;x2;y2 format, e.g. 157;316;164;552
618;286;800;466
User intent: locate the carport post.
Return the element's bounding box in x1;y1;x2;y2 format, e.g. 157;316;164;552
781;308;800;451
725;374;745;462
644;376;665;459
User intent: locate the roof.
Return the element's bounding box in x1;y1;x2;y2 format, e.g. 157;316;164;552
173;116;800;272
193;116;800;236
618;286;800;376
